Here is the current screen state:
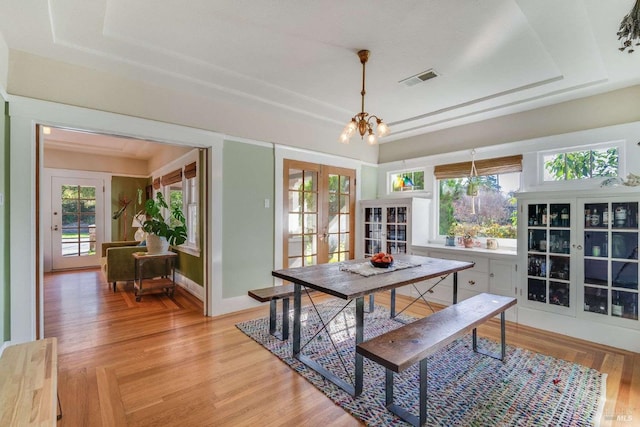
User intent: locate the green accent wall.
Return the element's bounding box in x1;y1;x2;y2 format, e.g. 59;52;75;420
1;101;8;342
222;141;274;298
111;175;204;286
361;164;378;200
110;176;150;242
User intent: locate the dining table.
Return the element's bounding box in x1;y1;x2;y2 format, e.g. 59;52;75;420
271;253;475;397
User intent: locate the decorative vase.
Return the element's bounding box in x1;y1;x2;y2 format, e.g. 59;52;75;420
463;237;474;248
445;236;456;247
146;234;169;254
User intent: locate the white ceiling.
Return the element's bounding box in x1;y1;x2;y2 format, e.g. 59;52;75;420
1;0;640;155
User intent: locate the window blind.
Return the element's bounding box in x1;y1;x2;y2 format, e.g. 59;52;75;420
184;162;197;179
161;168;182;186
434;154;522;179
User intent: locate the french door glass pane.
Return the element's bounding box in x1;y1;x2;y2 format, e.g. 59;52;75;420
60;184;96;257
289;169;303;190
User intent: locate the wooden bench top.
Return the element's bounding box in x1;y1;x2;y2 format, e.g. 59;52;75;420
0;337;58;426
356;293;516;373
248;284;315;302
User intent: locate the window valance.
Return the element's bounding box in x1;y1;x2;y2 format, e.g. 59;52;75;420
161;168;182;186
184;162;197;179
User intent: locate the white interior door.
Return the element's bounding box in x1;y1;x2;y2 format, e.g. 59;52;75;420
51;177;104;270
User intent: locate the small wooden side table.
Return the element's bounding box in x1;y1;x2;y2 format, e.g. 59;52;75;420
132;251;177;301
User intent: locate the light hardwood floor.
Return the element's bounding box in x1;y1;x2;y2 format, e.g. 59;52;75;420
44;269;639;426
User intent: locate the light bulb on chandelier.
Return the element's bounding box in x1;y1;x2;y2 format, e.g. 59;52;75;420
339;50;390;145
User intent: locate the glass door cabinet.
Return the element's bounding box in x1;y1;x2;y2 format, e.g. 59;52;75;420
581;200;639;322
524;201;574;314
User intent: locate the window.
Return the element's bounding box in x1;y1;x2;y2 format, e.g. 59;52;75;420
543;147;619;181
389;169;425;193
435;155;522;240
159;158;199;253
438;173;520;239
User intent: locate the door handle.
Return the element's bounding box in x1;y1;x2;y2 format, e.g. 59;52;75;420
53;225;59;231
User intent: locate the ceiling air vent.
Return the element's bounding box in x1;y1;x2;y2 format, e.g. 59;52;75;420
399;69;439;87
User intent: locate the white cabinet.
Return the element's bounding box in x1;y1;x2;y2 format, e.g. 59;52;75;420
517;191;640;353
409;246;518;321
360;198;429;257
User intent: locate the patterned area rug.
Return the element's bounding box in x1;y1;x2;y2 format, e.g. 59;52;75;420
236;300;606;426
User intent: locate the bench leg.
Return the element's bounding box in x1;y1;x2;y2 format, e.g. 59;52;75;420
268;297;290;341
384;359;428;427
472;311;507;361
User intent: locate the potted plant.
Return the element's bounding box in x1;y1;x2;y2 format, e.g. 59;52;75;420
445;223;457;246
142;192;187;254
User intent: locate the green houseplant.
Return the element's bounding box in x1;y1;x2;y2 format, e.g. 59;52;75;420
142;192;187;253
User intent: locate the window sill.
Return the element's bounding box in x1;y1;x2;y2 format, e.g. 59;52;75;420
173;245;200;257
415;242;517;258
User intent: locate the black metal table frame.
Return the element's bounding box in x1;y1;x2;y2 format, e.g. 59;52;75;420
291;272;459;397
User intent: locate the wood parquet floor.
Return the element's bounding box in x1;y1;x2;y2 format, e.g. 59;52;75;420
44;269;640;426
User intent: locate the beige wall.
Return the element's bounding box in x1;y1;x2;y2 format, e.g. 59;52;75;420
44;148;147;175
379;84;640;163
0;34;7;91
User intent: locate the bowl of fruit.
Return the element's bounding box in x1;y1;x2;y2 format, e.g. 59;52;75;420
370;252;394;268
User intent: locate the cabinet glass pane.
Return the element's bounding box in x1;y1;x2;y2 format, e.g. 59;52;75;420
387;207;396;223
366;207;382;223
549;203;570;227
550;230;571;254
527;229;548;252
584;286;608;315
549;256;570;280
527;203;548;226
584;259;608;286
612;261;638;290
584;231;608;257
528;278;546;303
388;242;406;254
365;223;382;239
611;202;638;229
612;290;638;320
527;254;547;277
387;225;397;240
611;232;638;259
549;281;570;307
584;202;608;228
397;207;407;223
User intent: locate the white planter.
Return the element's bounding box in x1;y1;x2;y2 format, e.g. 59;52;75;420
146;234;170;254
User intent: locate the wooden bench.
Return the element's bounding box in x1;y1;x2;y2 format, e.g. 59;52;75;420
0;337;60;425
356;293;516;427
248;284;316;340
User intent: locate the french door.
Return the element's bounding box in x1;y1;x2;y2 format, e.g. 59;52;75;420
51;177;104;270
283;160;355;268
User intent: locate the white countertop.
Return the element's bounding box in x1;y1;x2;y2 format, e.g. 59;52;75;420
414;243;518;259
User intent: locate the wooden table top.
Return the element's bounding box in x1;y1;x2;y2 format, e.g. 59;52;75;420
272;254;475;300
132;251;177;260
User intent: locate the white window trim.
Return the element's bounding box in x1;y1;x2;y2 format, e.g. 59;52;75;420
152;150;201;257
536;140;625;190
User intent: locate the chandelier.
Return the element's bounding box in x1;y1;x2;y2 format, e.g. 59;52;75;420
339;50;390;145
618;0;640;53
